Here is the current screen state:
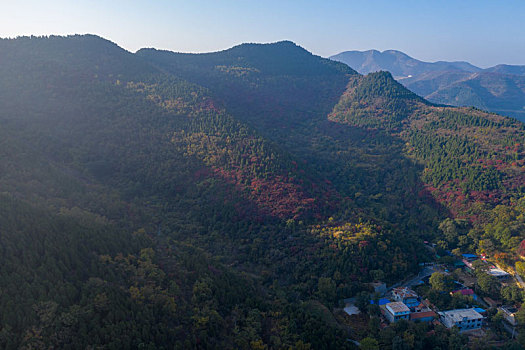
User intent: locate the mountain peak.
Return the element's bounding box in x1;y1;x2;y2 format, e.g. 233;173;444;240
0;33;123;51
484;64;525;76
328;70;430;130
355;70;425;101
0;33;159;81
226;40;310;56
382;49;410;56
138;40;356;77
330;49;481;77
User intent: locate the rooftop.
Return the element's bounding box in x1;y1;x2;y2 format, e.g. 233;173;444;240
415;302;426;310
439;308;483;322
487;268;510;277
392;287;418;299
462;254;478;259
386;302;410;314
370;298;390;306
410;311;437;320
500;306;518;315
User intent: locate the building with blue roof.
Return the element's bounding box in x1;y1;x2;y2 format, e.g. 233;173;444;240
462;253;477;260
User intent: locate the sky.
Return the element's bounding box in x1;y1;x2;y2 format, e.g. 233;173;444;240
1;0;524;68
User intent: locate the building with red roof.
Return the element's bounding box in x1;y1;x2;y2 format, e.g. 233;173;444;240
410;310;437;322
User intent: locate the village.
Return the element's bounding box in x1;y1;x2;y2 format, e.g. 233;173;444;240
342;247;523;346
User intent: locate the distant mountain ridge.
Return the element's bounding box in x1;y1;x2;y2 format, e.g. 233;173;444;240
330;49;481;78
330;49;525;121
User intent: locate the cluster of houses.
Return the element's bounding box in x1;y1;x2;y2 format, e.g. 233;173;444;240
461;253;510;281
459;253;521;332
374;286;486;333
342;248;523;337
365;251;520;334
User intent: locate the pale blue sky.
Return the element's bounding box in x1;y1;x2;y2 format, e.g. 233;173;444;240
1;0;524;67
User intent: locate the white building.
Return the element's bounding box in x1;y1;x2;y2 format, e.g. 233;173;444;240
384;302;410;323
487;268;510;280
438;308;483;332
499;306;518;326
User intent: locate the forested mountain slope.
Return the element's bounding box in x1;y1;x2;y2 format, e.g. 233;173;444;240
0;35;430;349
330;71;525;257
422;71;525;121
2;35;525;348
138;43;443;234
0;35;354;348
137;41;354;137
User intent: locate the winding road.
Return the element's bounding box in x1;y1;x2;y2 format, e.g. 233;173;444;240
513;267;525;288
387;265;438;292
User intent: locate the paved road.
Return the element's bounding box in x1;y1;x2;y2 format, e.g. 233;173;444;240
502;320;517;339
387;265;438;292
514;267;525;288
406;266;437;287
494;262;525;289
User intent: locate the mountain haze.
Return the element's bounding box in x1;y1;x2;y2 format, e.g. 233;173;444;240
331;49;525;121
330;49;480;78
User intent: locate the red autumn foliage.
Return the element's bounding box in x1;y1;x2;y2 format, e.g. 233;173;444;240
213;166;321;219
517;240;525;257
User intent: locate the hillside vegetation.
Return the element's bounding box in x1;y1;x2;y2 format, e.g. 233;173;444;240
1;35;525;348
330;71;525;259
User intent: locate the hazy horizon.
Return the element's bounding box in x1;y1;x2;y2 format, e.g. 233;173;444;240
1;0;524;68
